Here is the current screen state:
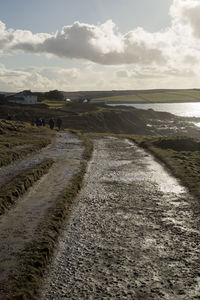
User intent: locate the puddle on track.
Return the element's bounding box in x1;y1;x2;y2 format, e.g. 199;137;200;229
40;137;200;300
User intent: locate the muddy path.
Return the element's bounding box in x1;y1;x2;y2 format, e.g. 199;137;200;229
0;133;57;188
40;136;200;300
0;132;84;296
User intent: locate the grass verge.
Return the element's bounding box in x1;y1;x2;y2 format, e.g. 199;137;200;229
8;133;93;300
0;119;53;167
0;159;54;216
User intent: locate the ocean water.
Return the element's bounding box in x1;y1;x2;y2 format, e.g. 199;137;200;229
109;102;200;118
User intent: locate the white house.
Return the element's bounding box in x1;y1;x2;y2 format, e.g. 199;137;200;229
8;90;37;105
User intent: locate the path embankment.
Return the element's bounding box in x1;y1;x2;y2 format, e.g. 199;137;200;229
0;119;52;168
0;159;53;216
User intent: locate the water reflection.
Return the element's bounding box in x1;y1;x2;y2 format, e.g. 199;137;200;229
109;102;200;118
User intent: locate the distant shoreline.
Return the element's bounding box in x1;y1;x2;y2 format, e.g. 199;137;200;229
104;100;200;105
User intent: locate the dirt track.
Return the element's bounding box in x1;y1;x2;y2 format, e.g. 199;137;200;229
40;136;200;300
0;132;83;297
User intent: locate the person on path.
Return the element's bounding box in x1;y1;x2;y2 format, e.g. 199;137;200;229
56;118;62;131
7;114;12;120
49;118;54;130
41;118;46;126
36;117;42;127
31;117;35;126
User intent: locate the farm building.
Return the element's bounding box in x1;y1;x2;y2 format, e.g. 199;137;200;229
8;90;37;105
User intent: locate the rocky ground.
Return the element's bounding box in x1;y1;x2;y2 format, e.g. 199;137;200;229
40;136;200;300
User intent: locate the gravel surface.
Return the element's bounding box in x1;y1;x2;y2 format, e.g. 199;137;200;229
0;132;83;297
40;136;200;300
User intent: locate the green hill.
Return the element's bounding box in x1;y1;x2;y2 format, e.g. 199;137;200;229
91;89;200;103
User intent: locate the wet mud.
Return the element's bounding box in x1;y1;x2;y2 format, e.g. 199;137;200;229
0;132;83;295
0;133;82;189
40;136;200;300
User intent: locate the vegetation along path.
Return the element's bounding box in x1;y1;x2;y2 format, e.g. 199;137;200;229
0;132;84;297
40;136;200;300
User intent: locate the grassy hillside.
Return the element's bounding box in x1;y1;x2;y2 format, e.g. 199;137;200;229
40;99;66;108
3;89;200;105
58;103;176;135
0;119;53;167
0;102;199;138
91;89;200;103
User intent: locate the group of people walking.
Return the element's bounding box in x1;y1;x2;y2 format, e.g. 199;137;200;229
32;117;62;130
48;117;62;130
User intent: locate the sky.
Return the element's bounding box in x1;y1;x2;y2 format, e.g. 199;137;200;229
0;0;200;92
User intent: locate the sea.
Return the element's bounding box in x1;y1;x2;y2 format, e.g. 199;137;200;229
109;102;200;128
109;102;200;118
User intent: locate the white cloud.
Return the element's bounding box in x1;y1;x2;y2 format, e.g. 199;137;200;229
0;64;105;92
1;0;200;91
181;1;200;39
0;19;166;65
0;62;199;93
1;0;200;69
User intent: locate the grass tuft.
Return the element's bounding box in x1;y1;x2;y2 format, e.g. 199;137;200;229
0;119;54;167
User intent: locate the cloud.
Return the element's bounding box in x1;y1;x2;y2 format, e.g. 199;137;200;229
0;64;105;92
0;62;199;92
1;0;200;91
170;0;200;41
181;1;200;39
170;1;199;27
1;0;200;68
116;70;129;78
0;19;167;66
0;64;52;91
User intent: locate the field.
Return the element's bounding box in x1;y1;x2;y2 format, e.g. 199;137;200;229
40;99;67;108
92;89;200;103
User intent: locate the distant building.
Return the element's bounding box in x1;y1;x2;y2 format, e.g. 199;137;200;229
7;90;37;105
